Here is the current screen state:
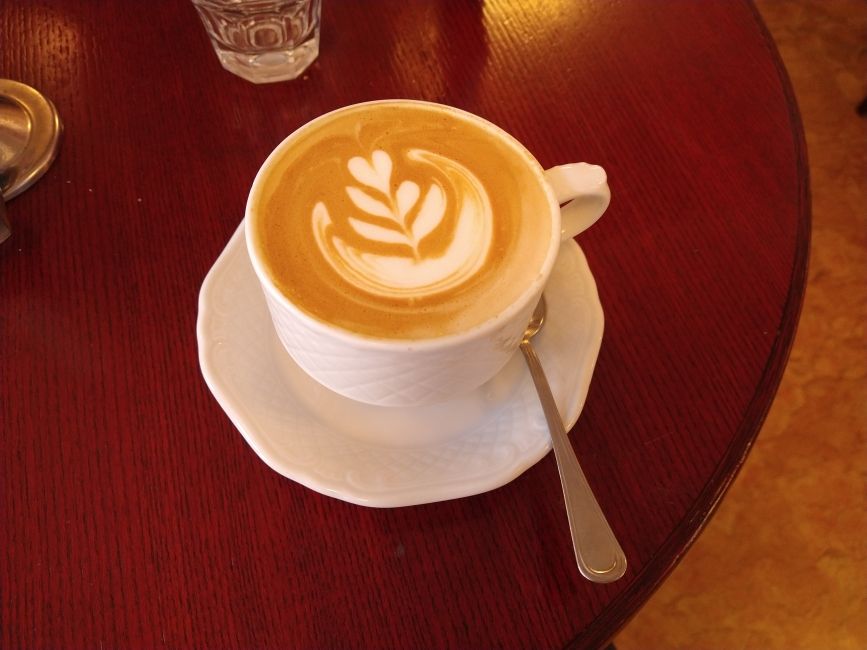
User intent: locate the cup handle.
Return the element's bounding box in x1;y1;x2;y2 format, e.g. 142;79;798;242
544;163;611;241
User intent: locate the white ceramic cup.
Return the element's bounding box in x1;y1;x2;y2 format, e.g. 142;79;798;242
246;100;610;407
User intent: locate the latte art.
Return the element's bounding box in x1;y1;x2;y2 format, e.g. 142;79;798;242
249;102;554;339
312;148;493;299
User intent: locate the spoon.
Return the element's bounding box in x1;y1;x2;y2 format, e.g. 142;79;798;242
520;295;627;583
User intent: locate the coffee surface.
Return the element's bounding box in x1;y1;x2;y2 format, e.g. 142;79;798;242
250;102;553;339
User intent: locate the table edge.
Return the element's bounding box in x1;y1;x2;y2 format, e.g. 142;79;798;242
568;1;812;648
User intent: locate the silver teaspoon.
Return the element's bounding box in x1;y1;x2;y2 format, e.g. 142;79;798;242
519;295;627;583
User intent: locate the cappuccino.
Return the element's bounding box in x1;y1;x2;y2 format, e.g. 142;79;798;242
248;101;554;339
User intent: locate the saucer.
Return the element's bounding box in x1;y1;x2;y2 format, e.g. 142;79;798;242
0;79;63;199
197;222;603;507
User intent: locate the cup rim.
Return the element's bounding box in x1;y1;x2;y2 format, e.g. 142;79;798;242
245;98;562;351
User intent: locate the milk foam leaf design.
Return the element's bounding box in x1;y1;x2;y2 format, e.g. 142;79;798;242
411;184;445;243
348;150;392;194
344;150;446;257
312;148;494;299
347;217;408;245
346;186;392;219
396;181;420;222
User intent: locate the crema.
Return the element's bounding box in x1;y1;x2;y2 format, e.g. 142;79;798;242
248;102;553;339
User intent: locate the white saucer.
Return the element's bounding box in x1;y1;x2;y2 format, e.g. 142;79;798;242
197;222;603;507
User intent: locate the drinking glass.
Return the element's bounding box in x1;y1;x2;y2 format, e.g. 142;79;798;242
191;0;321;83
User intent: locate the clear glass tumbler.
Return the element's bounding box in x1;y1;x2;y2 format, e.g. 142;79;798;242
191;0;321;83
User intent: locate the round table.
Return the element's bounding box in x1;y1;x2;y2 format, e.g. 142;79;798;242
0;1;809;648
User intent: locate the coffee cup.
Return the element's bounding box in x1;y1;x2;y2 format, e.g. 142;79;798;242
245;100;609;407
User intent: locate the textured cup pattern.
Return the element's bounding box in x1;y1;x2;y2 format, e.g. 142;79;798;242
262;291;534;407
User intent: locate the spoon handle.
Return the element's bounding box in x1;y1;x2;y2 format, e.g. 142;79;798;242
520;340;627;583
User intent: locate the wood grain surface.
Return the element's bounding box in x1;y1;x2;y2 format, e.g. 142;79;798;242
0;1;808;648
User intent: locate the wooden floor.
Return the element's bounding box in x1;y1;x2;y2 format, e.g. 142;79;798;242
615;1;867;648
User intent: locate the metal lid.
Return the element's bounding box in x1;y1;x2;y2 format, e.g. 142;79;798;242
0;79;63;199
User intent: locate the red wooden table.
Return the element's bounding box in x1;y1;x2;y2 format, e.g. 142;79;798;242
1;1;808;648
